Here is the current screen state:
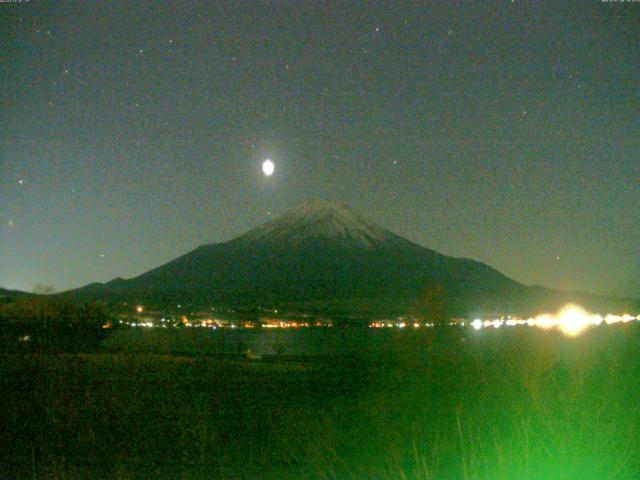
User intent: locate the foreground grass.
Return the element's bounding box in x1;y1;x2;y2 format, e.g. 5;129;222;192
1;325;640;479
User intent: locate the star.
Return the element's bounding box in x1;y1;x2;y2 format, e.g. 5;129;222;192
18;179;23;185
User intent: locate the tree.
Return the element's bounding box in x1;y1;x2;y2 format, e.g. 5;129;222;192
32;284;56;295
411;285;449;328
0;298;112;352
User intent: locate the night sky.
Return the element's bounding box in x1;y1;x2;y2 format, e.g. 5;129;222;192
1;1;638;296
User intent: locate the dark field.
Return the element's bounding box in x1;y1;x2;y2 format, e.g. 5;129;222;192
2;325;640;479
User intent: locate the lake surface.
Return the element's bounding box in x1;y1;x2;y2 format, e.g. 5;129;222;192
104;327;463;357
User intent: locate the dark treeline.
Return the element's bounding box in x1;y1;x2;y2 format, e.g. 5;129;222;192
0;298;111;352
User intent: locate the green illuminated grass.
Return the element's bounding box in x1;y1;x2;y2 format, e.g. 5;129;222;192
1;325;639;479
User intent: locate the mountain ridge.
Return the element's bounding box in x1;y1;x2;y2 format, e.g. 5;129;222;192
62;200;636;317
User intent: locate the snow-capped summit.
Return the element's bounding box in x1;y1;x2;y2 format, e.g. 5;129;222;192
70;198;600;318
66;199;632;318
234;199;397;248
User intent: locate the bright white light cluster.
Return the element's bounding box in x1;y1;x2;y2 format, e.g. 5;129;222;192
471;304;639;337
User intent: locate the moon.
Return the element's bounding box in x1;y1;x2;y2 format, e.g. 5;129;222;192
262;159;275;176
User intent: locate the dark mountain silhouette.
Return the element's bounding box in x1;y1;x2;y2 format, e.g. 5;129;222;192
64;200;636;317
0;288;27;302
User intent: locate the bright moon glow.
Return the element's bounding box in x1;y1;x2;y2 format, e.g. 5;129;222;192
262;159;275;176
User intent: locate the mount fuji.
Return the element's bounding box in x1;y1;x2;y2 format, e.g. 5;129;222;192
66;200;633;317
